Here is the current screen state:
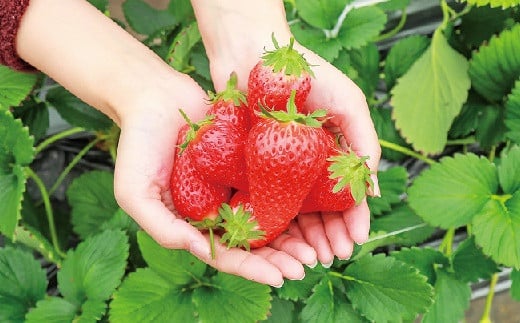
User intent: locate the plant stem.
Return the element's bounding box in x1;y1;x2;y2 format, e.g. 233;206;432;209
48;137;101;196
328;271;356;281
378;139;436;165
375;10;407;42
480;273;499;323
439;228;455;256
35;127;85;155
488;145;497;163
446;136;476;146
25;167;66;258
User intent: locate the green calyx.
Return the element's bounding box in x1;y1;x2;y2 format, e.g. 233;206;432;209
328;150;373;205
177;109;214;154
261;90;327;128
262;34;315;78
218;203;265;252
207;72;247;107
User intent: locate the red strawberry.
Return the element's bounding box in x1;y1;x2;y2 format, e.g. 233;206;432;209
207;72;251;131
243;91;327;248
170;124;231;221
247;36;314;125
300;130;373;213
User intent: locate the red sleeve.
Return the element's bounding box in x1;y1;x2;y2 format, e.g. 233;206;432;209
0;0;34;71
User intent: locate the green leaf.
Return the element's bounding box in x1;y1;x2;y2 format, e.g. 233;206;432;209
192;272;272;323
462;0;520;9
475;104;507;148
391;247;449;285
384;35;430;91
166;0;195;26
46;86;112;131
291;21;343;62
88;0;108;12
472;191;520;268
0;248;47;322
367;166;408;215
511;269;520;301
344;253;434;322
122;0;177;35
277;266;326;301
0;65;37;109
301;277;366;323
408;153;498;229
110;268;196;323
469;24;520;102
452;236;499;283
66;170;119;239
391;29;471;154
76;298;107;323
264;296;295;323
505;79;520;143
458;5;511;48
137;231;206;285
14;225;61;265
377;0;410;11
338;6;387;50
421;269;471;323
12;100;49;142
369;107;410;161
345;43;380;98
295;0;352;30
166;21;201;73
497;145;520;194
58;230;128;305
0;110;34;238
25;297;78;323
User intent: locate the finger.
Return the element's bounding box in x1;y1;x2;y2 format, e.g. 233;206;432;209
268;233;317;267
196;240;285;287
344;199;371;244
252;247;305;281
297;212;334;267
322;212;354;260
286;221;304;239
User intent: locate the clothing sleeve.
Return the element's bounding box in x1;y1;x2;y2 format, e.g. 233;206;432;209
0;0;34;71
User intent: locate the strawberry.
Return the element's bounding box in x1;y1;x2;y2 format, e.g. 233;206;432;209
247;35;314;125
170;124;231;221
243;90;327;248
300;130;373;213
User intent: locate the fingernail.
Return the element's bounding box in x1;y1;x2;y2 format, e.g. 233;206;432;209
371;174;381;197
306;259;318;269
272;281;284;288
189;240;211;259
321;260;334;268
297;272;306;280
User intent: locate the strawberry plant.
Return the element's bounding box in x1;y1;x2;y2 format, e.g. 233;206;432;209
1;0;520;322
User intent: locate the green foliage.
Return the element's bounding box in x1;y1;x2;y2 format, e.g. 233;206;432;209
0;65;38;110
463;0;520;8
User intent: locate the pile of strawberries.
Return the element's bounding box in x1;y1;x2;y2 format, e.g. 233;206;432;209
170;37;372;254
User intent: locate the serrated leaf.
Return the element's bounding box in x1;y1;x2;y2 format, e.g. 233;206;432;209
0;248;47;322
344;253;434;322
291;21;343;62
511;269;520;301
301;277;366;323
462;0;520;9
46;86;112;131
452;236;499;283
391;247;449;285
505;79;520;143
25;297;78;323
377;0;410;11
408;153;498;229
192;272;272;323
76;298;107;323
14;225;61;265
384;35;430;91
469;24;520;102
58;230;128;305
338;6;387;50
475;104;507;148
67;170;119;239
0;110;34;238
498;145;520;194
391;29;471;154
369;107;410;161
421;269;471;323
123;0;177;35
0;65;37;109
110;268;196;323
264;296;295;323
295;0;352;30
458;5;511;48
12;100;49;142
137;231;206;285
277;266;326;301
368;166;408;215
345;43;379;98
166;21;201;73
472;191;520;268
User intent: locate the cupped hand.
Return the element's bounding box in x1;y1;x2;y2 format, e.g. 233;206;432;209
113;72;316;287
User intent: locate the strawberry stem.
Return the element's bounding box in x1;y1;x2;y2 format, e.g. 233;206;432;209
262;34;314;78
177;109;214;153
328;150;373;205
208;72;247;107
218;203;265;251
261;90;327;127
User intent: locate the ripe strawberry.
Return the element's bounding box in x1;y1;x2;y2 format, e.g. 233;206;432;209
244;90;327;247
300;130;373;213
247;36;314;125
170;124;231;221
